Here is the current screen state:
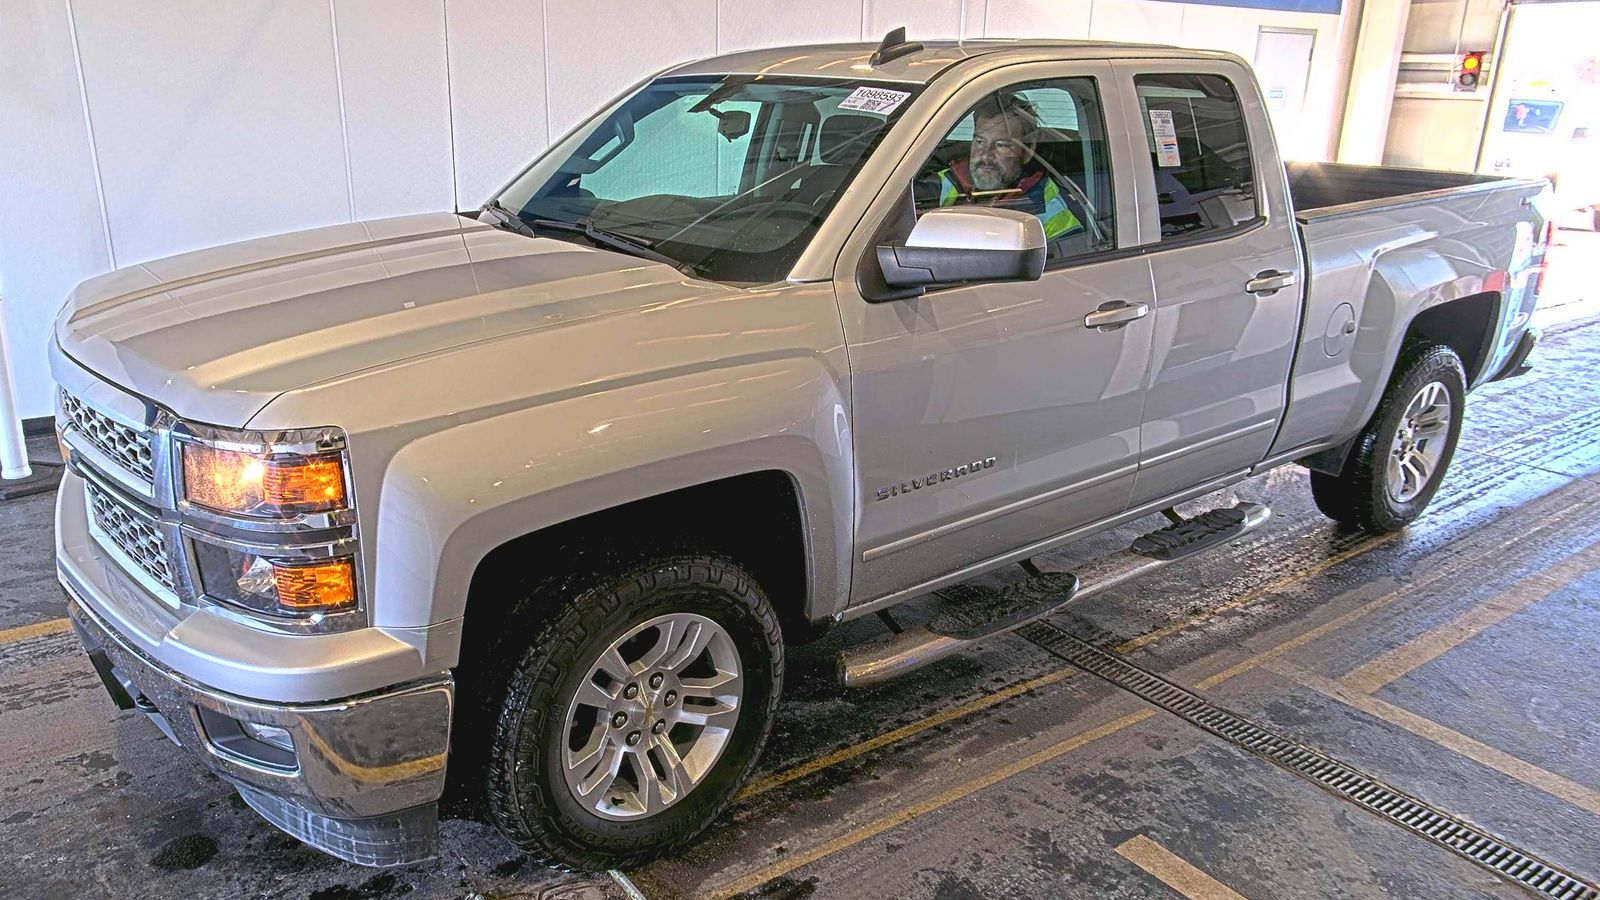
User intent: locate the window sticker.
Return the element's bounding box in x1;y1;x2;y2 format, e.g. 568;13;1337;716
838;86;912;115
1148;109;1182;167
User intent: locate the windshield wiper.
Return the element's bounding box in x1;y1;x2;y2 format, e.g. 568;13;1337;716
523;216;696;276
481;200;693;275
480;200;537;238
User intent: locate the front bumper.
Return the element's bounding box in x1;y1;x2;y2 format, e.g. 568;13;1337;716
67;591;452;867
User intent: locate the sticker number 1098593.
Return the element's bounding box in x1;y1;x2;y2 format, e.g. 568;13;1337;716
839;86;912;115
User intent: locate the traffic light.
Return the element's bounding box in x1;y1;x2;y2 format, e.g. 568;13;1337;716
1455;51;1486;92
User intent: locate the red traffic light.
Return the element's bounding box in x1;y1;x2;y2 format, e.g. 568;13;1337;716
1456;51;1487;91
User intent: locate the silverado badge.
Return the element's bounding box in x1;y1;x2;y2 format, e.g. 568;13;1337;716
875;456;997;501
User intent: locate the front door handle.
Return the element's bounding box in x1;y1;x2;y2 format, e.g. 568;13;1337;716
1084;301;1150;331
1246;269;1297;296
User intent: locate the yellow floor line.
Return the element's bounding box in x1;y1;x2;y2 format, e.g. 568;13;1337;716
712;709;1161;899
700;503;1599;896
1339;538;1600;695
709;573;1419;896
736;666;1079;800
1115;835;1250;900
1116;532;1398;656
738;534;1397;802
1270;661;1600;816
0;617;70;646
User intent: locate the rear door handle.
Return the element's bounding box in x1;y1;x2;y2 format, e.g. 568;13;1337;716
1084;301;1150;331
1246;269;1297;296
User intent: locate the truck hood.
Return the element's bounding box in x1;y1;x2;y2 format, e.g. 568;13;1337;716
55;213;735;426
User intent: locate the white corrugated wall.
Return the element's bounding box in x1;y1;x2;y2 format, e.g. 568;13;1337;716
0;0;1347;419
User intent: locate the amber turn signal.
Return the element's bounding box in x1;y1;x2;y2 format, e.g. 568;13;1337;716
183;444;346;517
272;559;357;612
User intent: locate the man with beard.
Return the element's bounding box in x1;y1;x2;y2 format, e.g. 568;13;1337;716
920;92;1084;243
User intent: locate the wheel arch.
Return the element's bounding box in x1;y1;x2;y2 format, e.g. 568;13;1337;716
1399;289;1503;389
366;356;854;642
462;469;818;647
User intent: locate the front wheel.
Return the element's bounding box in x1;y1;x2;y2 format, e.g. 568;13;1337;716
1311;343;1466;533
483;556;783;869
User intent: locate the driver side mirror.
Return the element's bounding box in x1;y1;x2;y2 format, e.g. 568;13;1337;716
876;207;1046;291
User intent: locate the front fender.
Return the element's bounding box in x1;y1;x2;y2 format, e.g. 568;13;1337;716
371;357;853;632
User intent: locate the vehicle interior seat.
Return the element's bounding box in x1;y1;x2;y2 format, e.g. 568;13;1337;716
777;113;886;208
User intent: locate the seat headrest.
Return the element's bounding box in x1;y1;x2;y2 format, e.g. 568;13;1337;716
819;114;885;164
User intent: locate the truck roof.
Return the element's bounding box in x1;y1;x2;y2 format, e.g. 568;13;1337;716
666;38;1224;85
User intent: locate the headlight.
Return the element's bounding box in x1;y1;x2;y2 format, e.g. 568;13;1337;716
175;424;360;621
192;541;357;617
180;443;347;517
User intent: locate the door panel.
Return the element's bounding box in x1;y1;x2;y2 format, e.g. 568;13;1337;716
1115;61;1305;505
833;61;1154;605
1254;28;1316;157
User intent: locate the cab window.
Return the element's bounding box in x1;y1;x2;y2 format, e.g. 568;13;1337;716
912;78;1116;262
1133;73;1260;239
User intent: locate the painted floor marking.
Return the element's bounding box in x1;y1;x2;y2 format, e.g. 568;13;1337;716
1115;835;1250;900
709;708;1161;899
1270;661;1600;816
735;532;1397;803
736;476;1595;809
1026;623;1598;900
697;497;1597;897
1339;541;1600;695
0;617;70;646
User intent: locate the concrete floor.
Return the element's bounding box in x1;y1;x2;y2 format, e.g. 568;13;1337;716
3;231;1599;899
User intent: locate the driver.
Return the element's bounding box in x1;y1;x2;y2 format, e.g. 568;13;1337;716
926;93;1083;241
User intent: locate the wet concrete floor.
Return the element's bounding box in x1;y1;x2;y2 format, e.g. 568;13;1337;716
3;252;1599;898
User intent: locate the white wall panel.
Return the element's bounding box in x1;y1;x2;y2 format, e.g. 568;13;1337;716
979;0;1092;39
864;0;966;41
446;0;549;208
1180;6;1345;160
334;0;455;218
0;1;113;418
71;1;350;265
0;0;1353;417
543;0;717;139
717;0;862;53
1088;0;1185;44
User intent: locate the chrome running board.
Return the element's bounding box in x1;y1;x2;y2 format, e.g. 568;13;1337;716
837;502;1271;688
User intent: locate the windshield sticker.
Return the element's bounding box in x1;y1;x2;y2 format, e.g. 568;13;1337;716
1148;109;1182;167
839;86;912;116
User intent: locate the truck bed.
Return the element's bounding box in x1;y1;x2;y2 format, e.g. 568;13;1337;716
1271;160;1547;459
1286;161;1514;221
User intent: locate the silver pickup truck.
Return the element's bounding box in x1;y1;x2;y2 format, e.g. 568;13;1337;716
52;34;1549;870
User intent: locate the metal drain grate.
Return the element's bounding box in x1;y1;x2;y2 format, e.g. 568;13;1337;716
1018;621;1599;900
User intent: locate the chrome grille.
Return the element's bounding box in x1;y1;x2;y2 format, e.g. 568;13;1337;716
60;391;154;482
85;480;176;592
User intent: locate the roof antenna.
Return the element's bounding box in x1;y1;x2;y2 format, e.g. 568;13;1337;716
870;26;923;67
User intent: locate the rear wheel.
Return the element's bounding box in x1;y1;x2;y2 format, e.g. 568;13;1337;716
482;555;782;870
1310;343;1466;533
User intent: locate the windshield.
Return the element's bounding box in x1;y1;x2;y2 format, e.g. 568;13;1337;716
492;75;922;283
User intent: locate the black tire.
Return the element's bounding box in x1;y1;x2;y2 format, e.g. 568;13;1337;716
1310;342;1466;533
482;555;783;870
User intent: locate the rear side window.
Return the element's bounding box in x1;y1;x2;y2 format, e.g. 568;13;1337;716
1134;73;1259;239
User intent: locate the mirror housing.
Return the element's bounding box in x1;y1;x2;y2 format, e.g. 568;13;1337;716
876;207;1046;291
709;108;752;142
